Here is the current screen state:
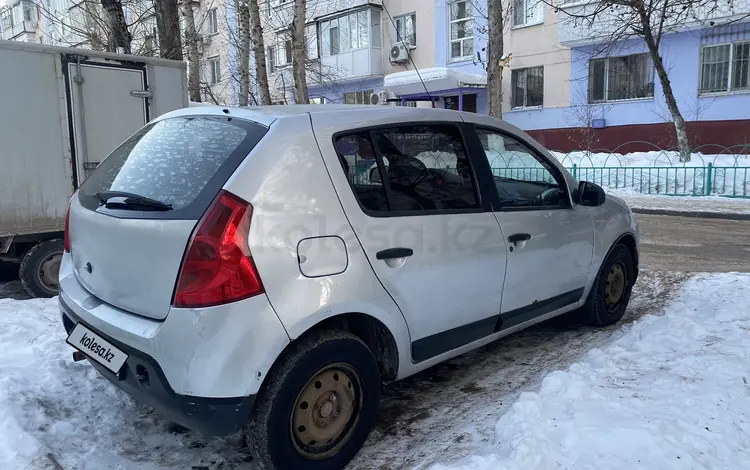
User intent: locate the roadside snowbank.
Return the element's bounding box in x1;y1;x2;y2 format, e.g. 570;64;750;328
613;192;750;215
431;273;750;470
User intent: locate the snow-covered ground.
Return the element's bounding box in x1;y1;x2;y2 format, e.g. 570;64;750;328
2;272;748;469
612;192;750;215
0;270;684;469
430;273;750;470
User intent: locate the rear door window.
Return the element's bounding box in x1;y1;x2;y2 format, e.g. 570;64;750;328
334;124;480;214
78;116;267;219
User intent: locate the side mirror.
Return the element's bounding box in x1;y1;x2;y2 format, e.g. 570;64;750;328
577;181;606;207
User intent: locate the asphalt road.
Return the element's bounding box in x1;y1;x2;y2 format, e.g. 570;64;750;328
637;214;750;272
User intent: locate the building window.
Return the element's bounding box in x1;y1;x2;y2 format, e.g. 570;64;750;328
512;67;544;108
449;1;473;60
343;90;374;104
310;96;327;104
276;31;292;67
267;46;276;73
372;10;381;48
513;0;542;27
22;1;37;22
320;9;370;57
1;9;13;31
395;13;415;45
700;42;749;94
207;57;221;84
588;54;654;103
207;8;218;35
305;23;318;59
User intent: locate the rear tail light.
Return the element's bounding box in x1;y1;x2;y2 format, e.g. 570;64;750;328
173;190;264;308
63;196;73;253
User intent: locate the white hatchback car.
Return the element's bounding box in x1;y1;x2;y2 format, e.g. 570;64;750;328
59;105;638;469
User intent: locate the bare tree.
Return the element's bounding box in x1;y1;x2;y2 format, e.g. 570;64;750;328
291;0;309;103
249;0;272;105
154;0;183;60
100;0;132;52
486;0;503;118
237;0;252;106
553;0;747;161
181;0;201;101
566;88;614;153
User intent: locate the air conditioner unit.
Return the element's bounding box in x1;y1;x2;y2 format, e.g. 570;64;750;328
389;42;409;63
370;90;395;105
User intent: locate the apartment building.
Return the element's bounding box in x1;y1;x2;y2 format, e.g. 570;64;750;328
527;0;750;150
295;0;572;120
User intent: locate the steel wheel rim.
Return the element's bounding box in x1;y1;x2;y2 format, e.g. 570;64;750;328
38;252;62;292
290;363;363;460
604;260;627;310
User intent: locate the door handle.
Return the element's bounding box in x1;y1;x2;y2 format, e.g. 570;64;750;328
508;233;531;244
376;247;414;260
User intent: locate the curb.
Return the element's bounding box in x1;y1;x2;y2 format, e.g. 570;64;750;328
631;208;750;221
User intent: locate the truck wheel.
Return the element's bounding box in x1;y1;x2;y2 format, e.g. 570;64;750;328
578;245;634;327
247;330;381;470
20;239;64;298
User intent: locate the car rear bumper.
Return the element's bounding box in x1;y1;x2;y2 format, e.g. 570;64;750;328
61;299;254;436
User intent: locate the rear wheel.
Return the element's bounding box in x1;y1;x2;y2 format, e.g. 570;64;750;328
578;244;634;327
20;239;64;298
247;330;380;470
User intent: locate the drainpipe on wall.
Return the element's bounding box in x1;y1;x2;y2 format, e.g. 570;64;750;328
458;86;463;112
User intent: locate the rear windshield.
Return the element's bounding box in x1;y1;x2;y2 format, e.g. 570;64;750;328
78;116;266;218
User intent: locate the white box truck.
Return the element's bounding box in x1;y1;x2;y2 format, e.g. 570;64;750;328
0;40;188;297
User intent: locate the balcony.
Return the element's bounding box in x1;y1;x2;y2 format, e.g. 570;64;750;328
0;20;37;40
316;6;383;81
557;0;750;46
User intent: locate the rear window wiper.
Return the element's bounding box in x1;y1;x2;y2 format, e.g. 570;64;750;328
96;191;173;211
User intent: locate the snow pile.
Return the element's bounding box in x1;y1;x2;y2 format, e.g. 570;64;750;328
614;193;750;215
0;298;248;470
431;273;750;470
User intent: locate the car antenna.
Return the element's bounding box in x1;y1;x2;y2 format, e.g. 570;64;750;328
382;3;434;108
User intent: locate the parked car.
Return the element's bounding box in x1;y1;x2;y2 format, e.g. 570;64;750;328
59;105;639;470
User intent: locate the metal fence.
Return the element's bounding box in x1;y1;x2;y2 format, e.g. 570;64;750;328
490;165;750;198
572;164;749;197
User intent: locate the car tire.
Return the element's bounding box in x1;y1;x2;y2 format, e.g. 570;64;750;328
246;330;381;470
578;244;634;327
20;239;64;298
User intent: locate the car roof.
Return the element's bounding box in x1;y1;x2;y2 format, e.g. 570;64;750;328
159;104;473;127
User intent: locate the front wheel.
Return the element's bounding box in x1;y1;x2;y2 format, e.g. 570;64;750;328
578;244;634;326
246;330;381;470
